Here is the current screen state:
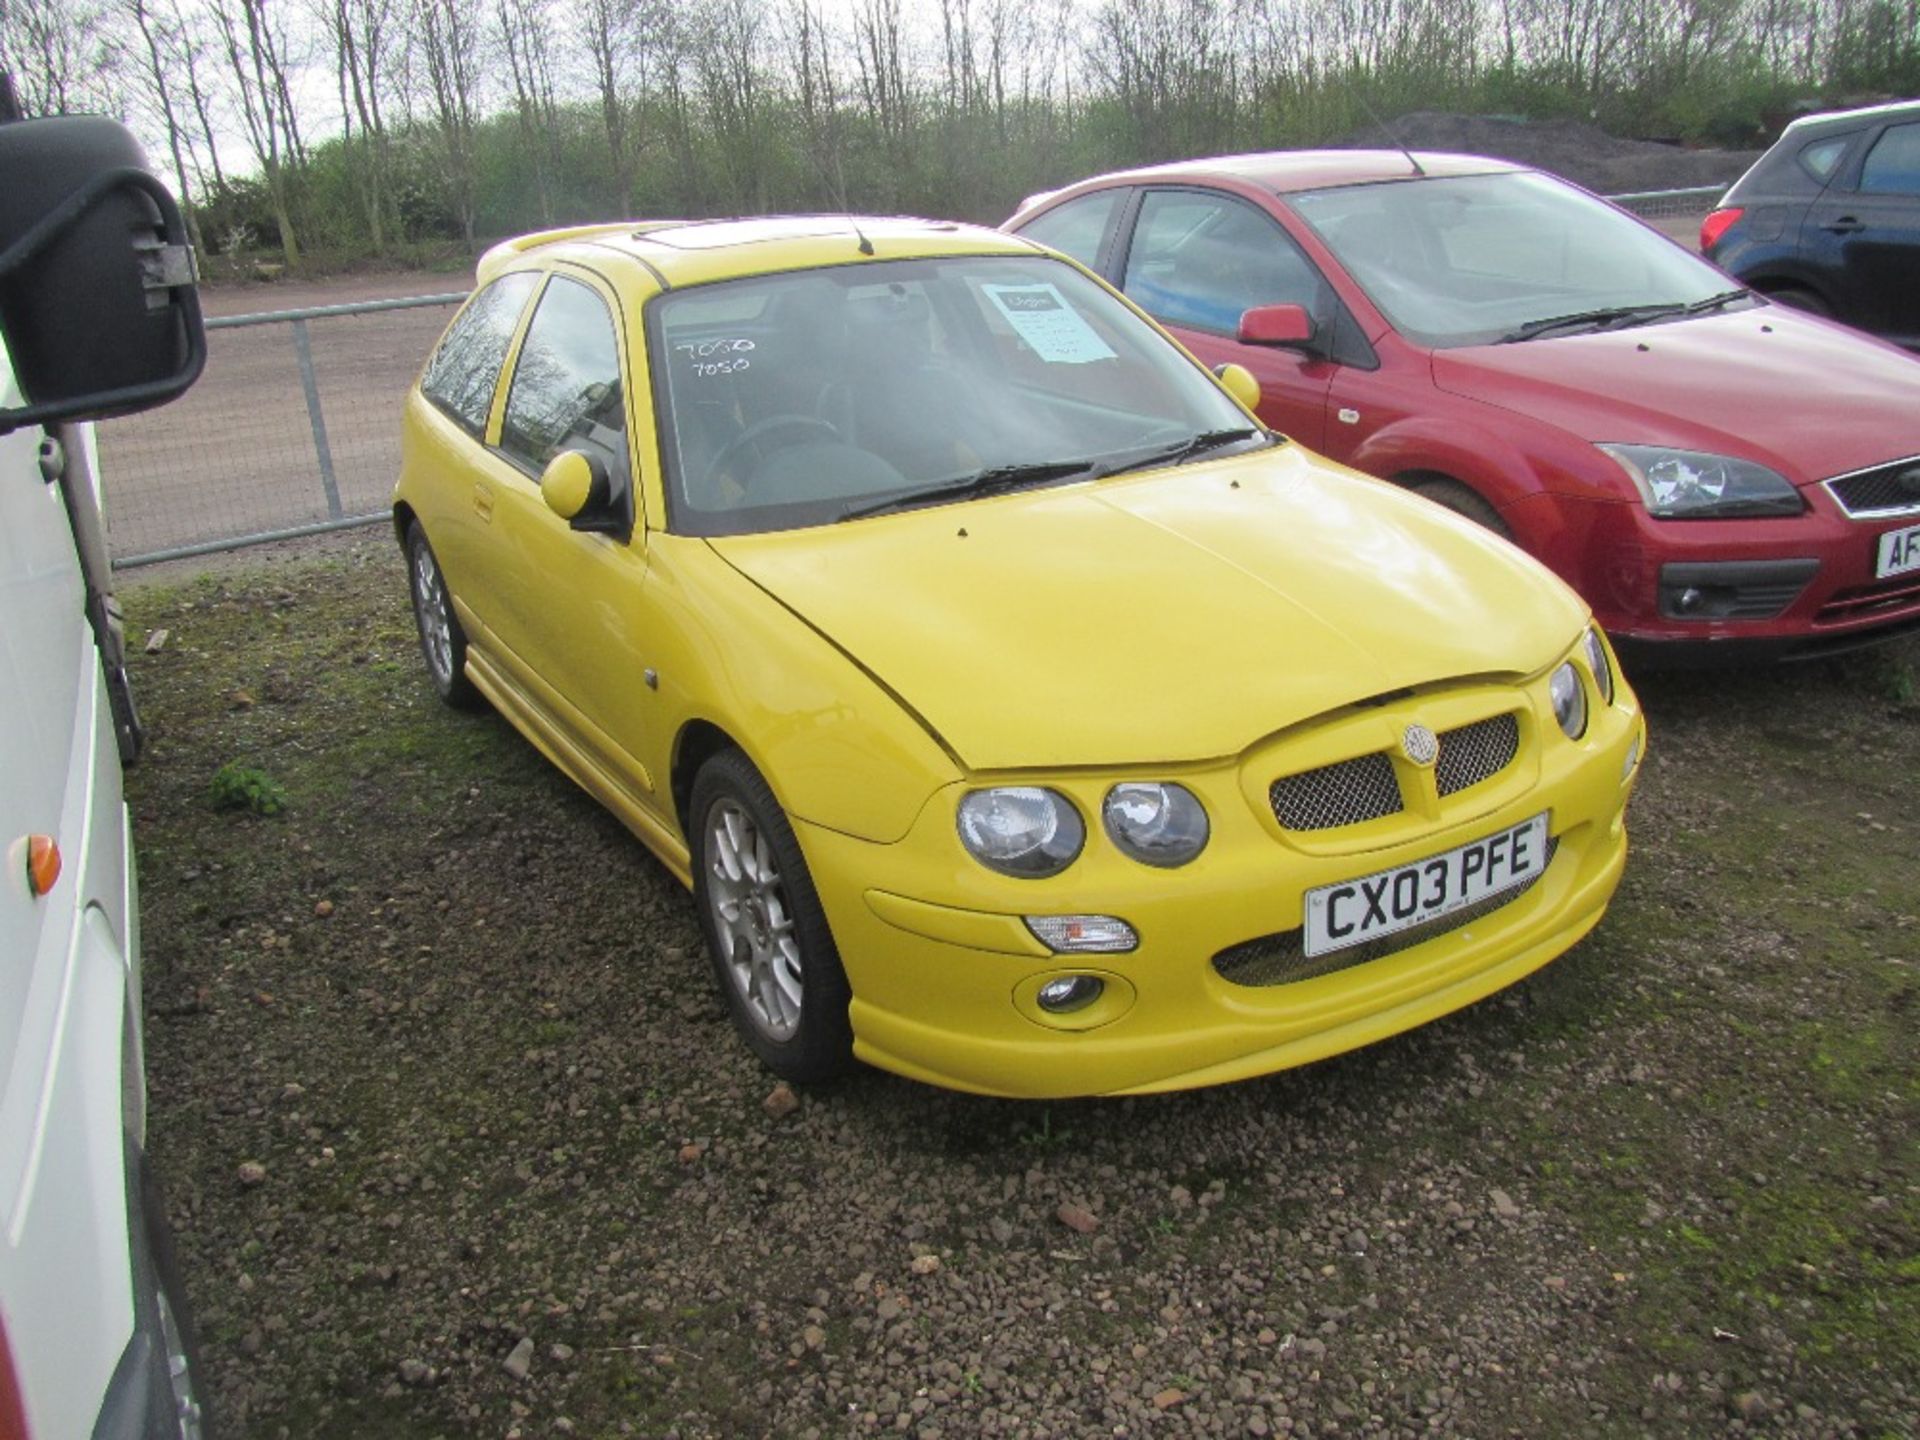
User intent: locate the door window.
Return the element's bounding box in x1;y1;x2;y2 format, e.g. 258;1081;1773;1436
1860;122;1920;195
1122;191;1327;334
1019;191;1121;270
421;272;539;435
499;275;627;475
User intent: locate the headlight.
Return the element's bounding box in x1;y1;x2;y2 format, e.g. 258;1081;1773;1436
1600;444;1804;518
1102;782;1209;867
957;787;1084;877
1581;626;1615;705
1549;660;1588;740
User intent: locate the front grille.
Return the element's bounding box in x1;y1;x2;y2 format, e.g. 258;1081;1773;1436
1212;837;1560;988
1270;752;1402;831
1814;572;1920;625
1435;713;1519;797
1824;457;1920;517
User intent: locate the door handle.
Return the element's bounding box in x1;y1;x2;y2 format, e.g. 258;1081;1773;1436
472;482;494;522
1822;216;1866;234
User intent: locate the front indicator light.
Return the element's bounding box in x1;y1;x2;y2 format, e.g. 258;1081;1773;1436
1103;782;1209;866
1550;661;1588;740
25;835;60;897
957;787;1084;877
1622;732;1643;782
1025;915;1138;954
1036;974;1107;1013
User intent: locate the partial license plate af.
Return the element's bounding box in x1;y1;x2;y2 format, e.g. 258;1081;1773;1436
1304;813;1550;958
1876;521;1920;580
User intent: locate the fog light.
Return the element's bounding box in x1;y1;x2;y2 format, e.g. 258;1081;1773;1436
1674;586;1705;614
1036;975;1106;1013
1025;914;1138;954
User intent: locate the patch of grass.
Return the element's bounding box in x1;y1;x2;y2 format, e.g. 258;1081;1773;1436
207;762;288;815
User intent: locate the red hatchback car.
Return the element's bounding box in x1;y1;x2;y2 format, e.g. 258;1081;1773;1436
1006;152;1920;662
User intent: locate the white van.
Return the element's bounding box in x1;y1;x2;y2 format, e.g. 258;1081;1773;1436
0;104;209;1438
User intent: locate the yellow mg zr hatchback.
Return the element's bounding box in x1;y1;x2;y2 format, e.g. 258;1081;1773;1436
392;216;1645;1098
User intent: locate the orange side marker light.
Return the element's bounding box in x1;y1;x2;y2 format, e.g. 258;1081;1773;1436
26;835;61;897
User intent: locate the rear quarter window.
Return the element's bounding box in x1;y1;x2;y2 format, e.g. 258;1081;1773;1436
1798;136;1850;183
421;272;539;435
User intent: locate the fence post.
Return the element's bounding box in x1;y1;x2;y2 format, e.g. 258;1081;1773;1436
289;316;344;520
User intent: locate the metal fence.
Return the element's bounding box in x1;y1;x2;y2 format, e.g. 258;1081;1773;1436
100;292;465;567
97;185;1730;569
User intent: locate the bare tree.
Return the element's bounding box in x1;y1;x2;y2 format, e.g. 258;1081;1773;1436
322;0;400;250
412;0;487;249
578;0;640;213
788;0;850;208
0;0;115;115
691;0;768;211
122;0;206;252
495;0;562;223
210;0;308;265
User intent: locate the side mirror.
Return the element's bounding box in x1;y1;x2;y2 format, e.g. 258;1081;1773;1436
541;450;609;520
0;116;205;434
1238;304;1316;351
1212;362;1261;413
540;448;632;540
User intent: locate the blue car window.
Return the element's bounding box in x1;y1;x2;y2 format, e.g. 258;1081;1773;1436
1020;192;1120;270
1123;191;1326;335
500;276;627;476
1798;136;1849;183
421;272;539;436
1860;122;1920;195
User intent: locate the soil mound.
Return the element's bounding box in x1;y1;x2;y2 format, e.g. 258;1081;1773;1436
1334;111;1760;193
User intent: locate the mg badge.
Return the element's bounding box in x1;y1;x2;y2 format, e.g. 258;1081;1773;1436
1402;723;1439;766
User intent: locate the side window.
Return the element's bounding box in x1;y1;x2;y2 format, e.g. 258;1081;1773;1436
1798;136;1849;183
1019;192;1121;270
421;272;539;435
500;276;627;475
1860;122;1920;195
1123;191;1327;334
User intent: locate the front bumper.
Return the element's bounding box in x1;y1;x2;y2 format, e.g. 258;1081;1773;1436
797;670;1644;1098
1512;490;1920;659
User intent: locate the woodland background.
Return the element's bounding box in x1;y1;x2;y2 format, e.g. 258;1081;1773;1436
3;0;1917;268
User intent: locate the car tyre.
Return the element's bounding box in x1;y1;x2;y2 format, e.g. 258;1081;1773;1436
141;1162;210;1440
689;748;856;1084
1408;476;1513;540
1763;284;1833;319
405;522;482;710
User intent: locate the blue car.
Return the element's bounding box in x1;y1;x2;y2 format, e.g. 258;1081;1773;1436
1703;99;1920;350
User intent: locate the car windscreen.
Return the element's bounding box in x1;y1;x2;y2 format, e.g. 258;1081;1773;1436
650;255;1255;536
1290;172;1745;348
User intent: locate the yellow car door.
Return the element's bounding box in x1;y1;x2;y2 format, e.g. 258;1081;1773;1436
479;268;668;817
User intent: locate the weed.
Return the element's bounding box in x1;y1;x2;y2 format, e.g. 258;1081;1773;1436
207;762;288;816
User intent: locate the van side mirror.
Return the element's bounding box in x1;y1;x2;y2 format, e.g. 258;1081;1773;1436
1238;303;1317;351
0;115;206;434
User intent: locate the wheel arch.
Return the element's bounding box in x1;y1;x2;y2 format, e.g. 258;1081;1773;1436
671;717;741;842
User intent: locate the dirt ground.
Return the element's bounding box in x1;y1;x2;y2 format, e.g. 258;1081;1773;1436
96;270;462;563
120;542;1918;1440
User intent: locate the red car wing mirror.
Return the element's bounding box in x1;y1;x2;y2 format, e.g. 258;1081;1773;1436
1238;303;1315;348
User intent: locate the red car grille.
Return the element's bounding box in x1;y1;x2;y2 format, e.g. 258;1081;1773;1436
1814;573;1920;626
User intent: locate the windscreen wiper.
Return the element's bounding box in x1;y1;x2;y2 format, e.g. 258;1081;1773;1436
837;458;1101;521
1498;303;1685;343
1098;426;1269;478
1684;287;1751;314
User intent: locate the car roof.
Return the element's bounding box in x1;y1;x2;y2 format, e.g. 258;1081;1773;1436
1027;149;1528;206
1779;97;1920;138
477;215;1042;290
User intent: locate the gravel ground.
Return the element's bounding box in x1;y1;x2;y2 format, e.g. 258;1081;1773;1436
121;540;1917;1440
